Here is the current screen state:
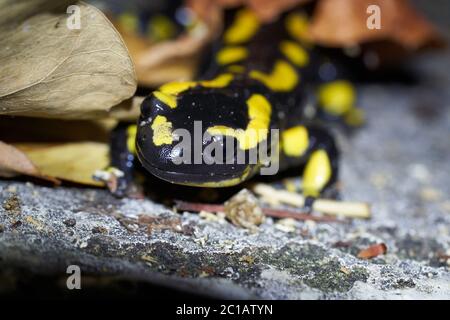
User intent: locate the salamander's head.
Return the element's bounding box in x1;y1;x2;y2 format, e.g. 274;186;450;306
136;78;274;187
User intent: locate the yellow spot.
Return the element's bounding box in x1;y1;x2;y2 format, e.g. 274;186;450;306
285;12;310;43
200;74;234;88
250;60;299;92
302;150;332;197
147;14;177;42
228;65;246;73
280;41;309;67
216;46;248;65
126;125;137;154
207;94;272;150
159;81;197;95
151;115;173;146
282;126;309;157
224;9;260;44
153;91;177;109
318;80;356;116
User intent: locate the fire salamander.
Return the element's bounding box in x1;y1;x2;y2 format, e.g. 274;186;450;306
109;7;365;208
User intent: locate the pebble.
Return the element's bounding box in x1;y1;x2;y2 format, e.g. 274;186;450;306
408;163;430;182
63;219;76;228
420;187;442;202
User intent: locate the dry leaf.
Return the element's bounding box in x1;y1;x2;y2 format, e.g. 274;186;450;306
224;189;265;231
109;96;144;121
0;141;41;178
0;2;137;119
357;243;387;259
115;0;221;87
12;142;109;186
309;0;442;50
0;0;72;29
114;23;200;87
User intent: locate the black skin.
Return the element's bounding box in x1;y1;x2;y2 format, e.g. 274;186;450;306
110;7;363;211
109;123;137;198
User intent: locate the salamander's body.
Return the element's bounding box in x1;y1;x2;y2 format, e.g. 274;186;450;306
111;7;364;202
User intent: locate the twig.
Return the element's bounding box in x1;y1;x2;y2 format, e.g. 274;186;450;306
174;200;340;223
252;183;371;219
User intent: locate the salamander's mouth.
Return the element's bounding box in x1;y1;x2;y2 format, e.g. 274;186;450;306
136;143;253;187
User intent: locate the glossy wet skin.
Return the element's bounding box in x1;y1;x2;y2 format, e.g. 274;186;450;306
136;82;268;186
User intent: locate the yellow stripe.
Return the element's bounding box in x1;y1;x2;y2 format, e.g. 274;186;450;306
126;125;137;154
302;150;332;197
280;41;309;67
159;81;196;95
250;60;299;92
207;94;272;150
154;74;234;109
192;167;252;188
282;126;309;157
216;46;248;65
200;74;234;88
153;91;177;109
224;9;260;44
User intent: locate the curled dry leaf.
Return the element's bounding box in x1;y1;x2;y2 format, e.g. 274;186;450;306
0;2;137;119
357;243;387;259
224;189;265;231
0;141;41;179
309;0;443;50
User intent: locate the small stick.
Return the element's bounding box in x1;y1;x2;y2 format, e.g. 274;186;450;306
174;200;340;223
252;184;371;219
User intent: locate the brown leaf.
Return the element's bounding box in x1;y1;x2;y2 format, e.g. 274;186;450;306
0;0;72;29
116;1;221;87
0;141;41;178
12;142;109;186
0;2;137;119
309;0;443;50
109;96;144;121
224;189;265;231
357;243;387;259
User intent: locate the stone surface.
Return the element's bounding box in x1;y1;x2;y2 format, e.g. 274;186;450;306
0;0;449;299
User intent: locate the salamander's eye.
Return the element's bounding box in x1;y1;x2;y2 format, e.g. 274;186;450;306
140;95;165;120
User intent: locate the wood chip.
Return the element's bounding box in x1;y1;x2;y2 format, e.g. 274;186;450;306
357;243;387;259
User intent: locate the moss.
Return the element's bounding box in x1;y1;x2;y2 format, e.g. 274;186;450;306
260;243;369;292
